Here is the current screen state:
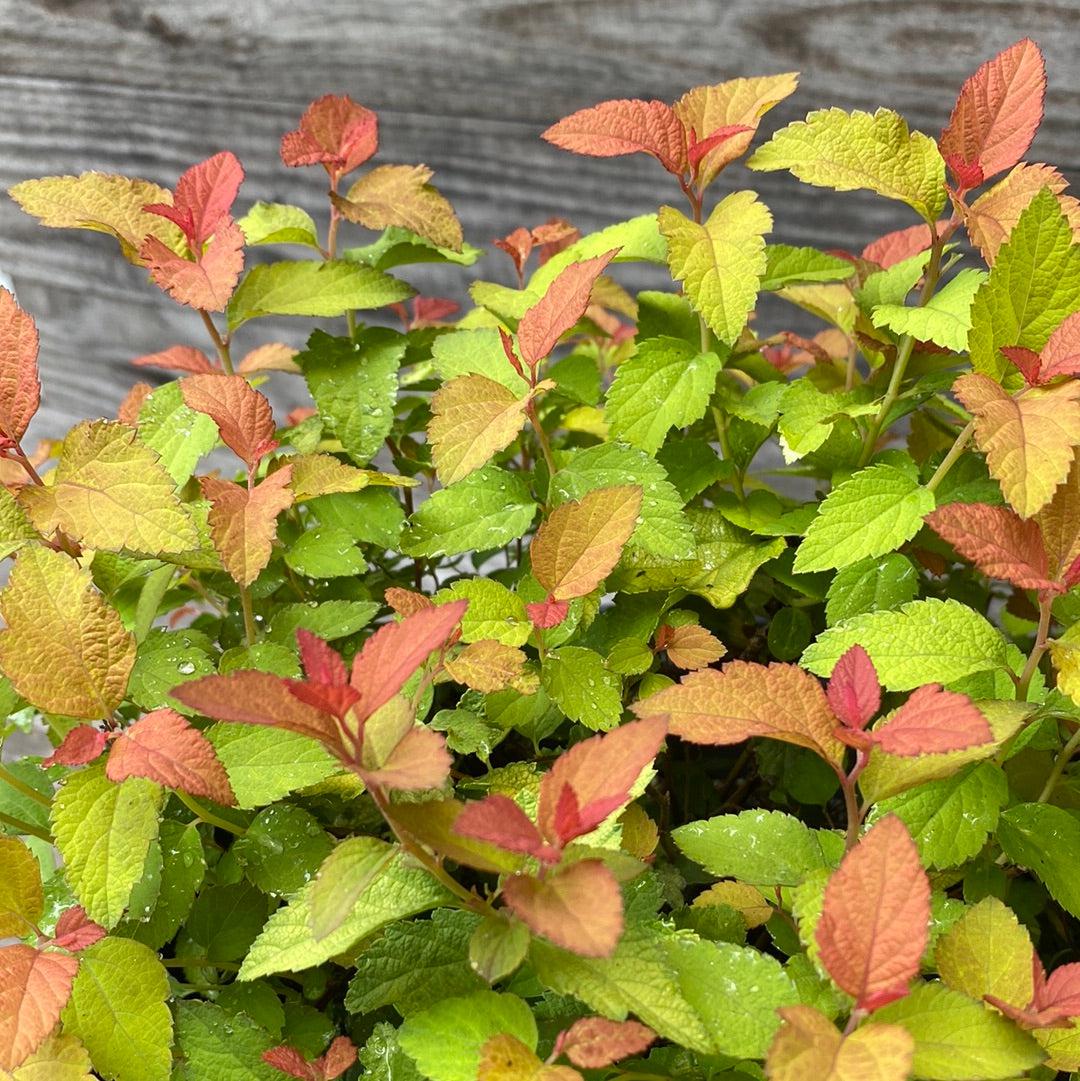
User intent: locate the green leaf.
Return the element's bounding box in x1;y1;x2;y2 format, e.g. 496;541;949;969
227;260;412;330
665;936;797;1058
61;937;173;1081
673;809;843;886
872;763;1008;869
239;846;451;979
776;381;877;463
825;553;920;626
345;225;483;270
359;1022;423;1081
175;1001;280;1081
468;915;531;983
402;467;537;557
397;991;536;1081
760;244;857;290
284;525;367;578
794;462;935;573
346;909;483;1016
127;628;215;714
207;725;338;809
136;382;219;487
802;598;1008;690
51;764;163;928
873;981;1044;1080
432;327;530;393
299;328;405;466
310;489;404;548
541;646;623;731
872;269;986;352
856;249;934;314
748;107;947;223
265;600;380;645
969;188;1080;381
435;578;531;647
551;443;692;559
606;337;723;453
233;804;334;898
186;882;269;962
529;214;666;290
237;201;321;249
659;191;772;345
998;802;1080;918
127;819;205;950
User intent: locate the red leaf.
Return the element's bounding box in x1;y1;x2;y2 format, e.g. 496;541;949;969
181;373;278;468
132;345;216;374
987;952;1080;1028
503;859;624;957
925;502;1055;591
297;630;348;687
554;1018;656;1069
861;221;949;268
141;216;245;312
687;124;752;175
495;226;535;281
944;154;986;193
106;707;235;805
537;717;667;848
117;382;154;425
280;95;378;181
872;684;993;757
41;725;107;768
1009;310;1080;386
0;945;79;1070
411;297;459;326
263;1045;317;1080
517;250;619;367
827;645;881;731
816;815;930;1011
349;601;468;721
940;38;1046;181
542;98;688;176
0;287;41;443
173;670;335;744
453;793;548;859
360;725;452;792
1000;345;1044;387
526;597;570;630
147;151;244;249
47;905;106;952
1043;961;1080;1017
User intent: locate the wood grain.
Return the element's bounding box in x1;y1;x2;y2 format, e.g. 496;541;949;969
1;0;1077;437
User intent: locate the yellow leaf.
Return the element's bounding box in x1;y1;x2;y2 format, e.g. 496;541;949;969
0;837;42;938
1050;620;1080;706
530;485;642;601
289;453;371;500
693;881;772;929
336;163;463;251
1035;450;1080;576
0;547;135;718
19;421;197;554
9;173;185;266
478;1034;582;1081
429;374;532;485
955;373;1080;517
674;72;799;187
935;897;1033;1008
444;640;527;693
0;1033;95;1081
766;1006;914;1081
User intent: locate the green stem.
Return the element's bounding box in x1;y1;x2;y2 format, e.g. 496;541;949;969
175;790;247;836
925;420;975;493
1037;726;1080;805
0;810;51;843
199;310;234;374
1017;596;1053;702
239;586;258;647
711;407;746;504
0;762;52;808
526;399;557;486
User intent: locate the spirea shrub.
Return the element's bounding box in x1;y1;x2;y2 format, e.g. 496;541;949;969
2;37;1080;1081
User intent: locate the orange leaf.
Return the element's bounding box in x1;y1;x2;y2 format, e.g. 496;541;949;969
454;793;547;859
503;859;623;957
861;221;948;268
0;287;40;443
236;343;301;374
1017;311;1080;385
657;623;726;670
131;345;216;374
106;707;235;805
872;684;992;756
280;94;378;181
0;945;79;1070
141;216;245;311
554;1018;656;1069
766;1005;915;1081
926;501;1055;589
940;38;1046;181
201;467;295;586
117;382;153;425
633;661;845;767
383;586;435;618
516;250;619;368
816;816;930;1011
541;99;687;176
530;485;642;601
360;725;451;792
443;639;527;693
1036;451;1080;578
181;373;278;468
349;601;468;721
954;372;1080;517
146;151;244;249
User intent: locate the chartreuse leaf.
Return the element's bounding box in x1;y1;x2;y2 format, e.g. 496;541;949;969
0;486;38;560
136;382;219;486
175;1001;280;1081
432;327;527;393
61;937;173;1081
760;244;856;290
227;259;411;330
435;579;531;647
402;466;537;557
665;935;797;1057
935;897;1034;1009
299;328;405;466
0;1032;95;1079
239;845;451;979
776;381;877;463
541;647;623;730
802;598;1008;691
398;991;536;1081
674;809;843;886
606;336;723;453
871;762;1007;869
794;462;935;573
529;214;666;290
997;802;1080;918
748;107;947;223
237;201;321;249
872;269;986;352
659;190;771;345
346;225;482;271
346;909;482;1016
825;553;920;626
968;188;1080;381
51;764;163;928
873;981;1043;1079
